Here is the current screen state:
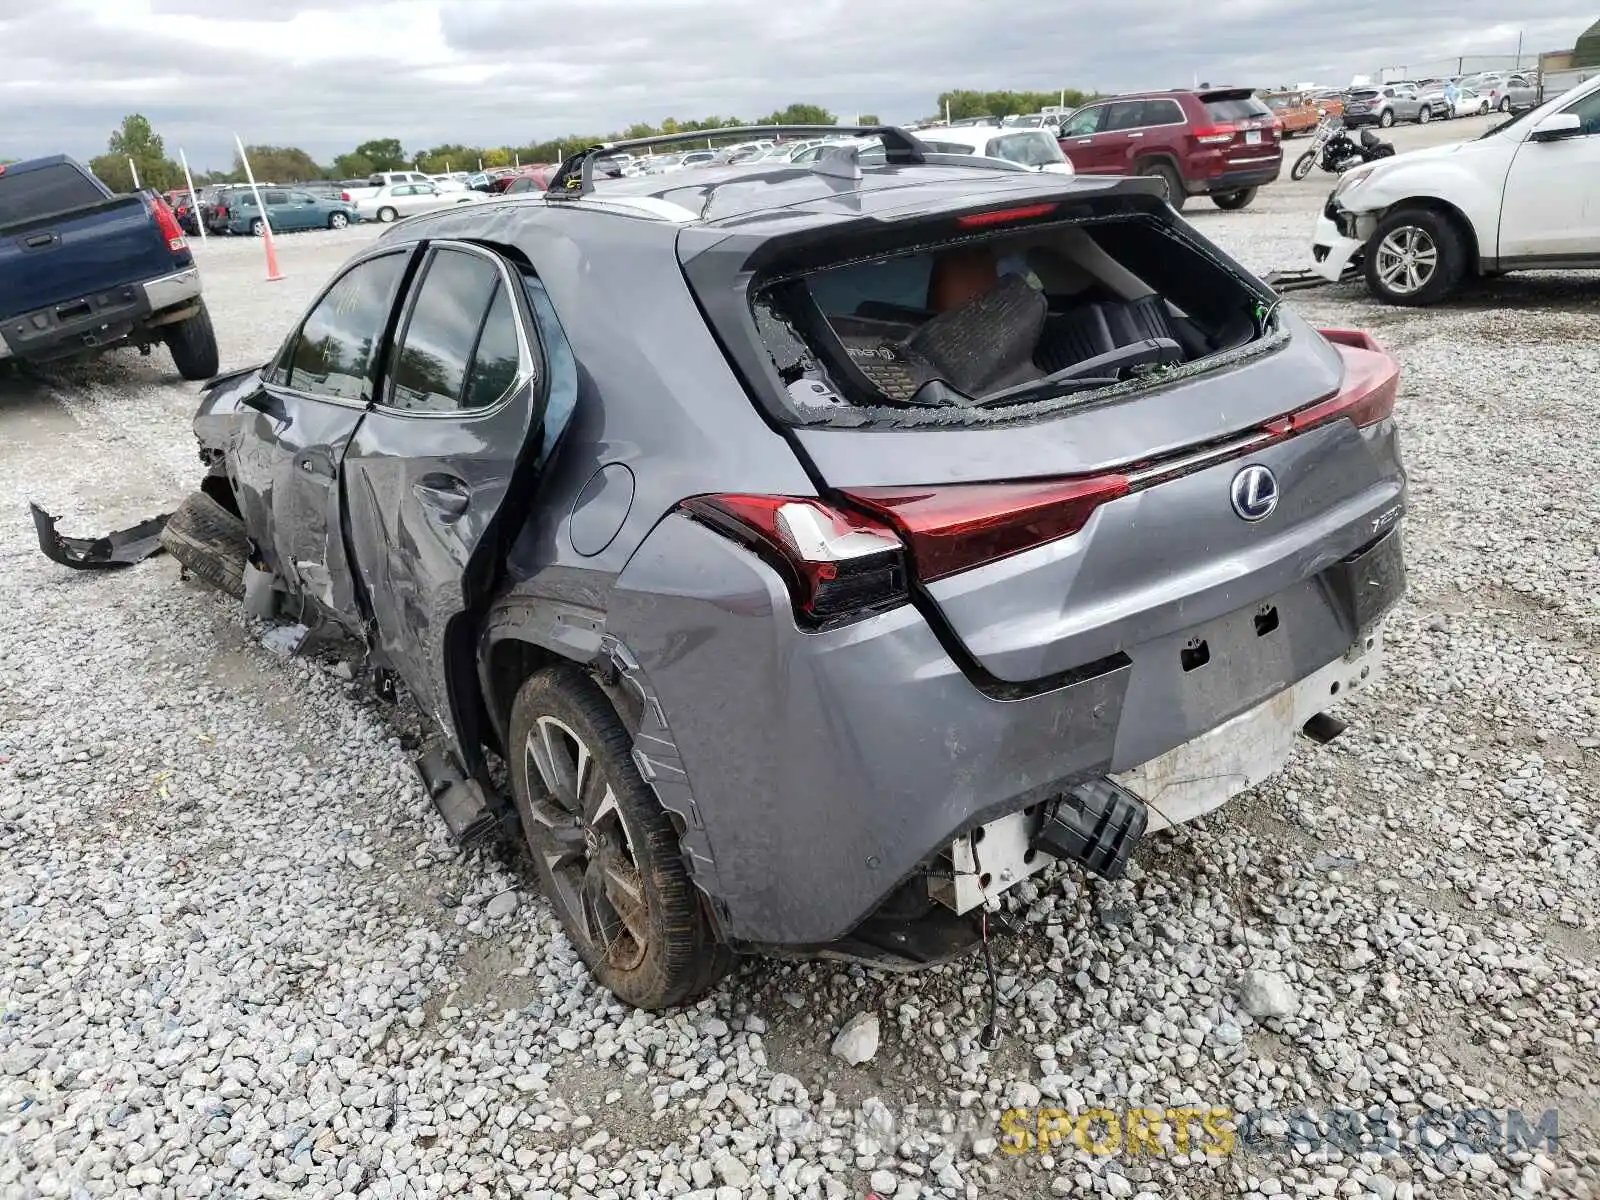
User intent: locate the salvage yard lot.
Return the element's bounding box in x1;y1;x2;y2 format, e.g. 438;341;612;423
2;115;1598;1199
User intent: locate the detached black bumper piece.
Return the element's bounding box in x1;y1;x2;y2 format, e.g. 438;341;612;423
30;502;170;570
1034;776;1149;880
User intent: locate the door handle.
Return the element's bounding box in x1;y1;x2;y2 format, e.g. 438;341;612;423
1127;132;1143;138
414;474;470;518
1076;138;1092;145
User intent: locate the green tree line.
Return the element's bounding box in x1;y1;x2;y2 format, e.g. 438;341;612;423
72;94;1093;190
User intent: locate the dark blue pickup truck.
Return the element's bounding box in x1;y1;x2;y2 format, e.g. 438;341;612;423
0;156;218;380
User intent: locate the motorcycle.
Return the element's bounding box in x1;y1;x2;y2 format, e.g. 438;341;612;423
1290;115;1395;181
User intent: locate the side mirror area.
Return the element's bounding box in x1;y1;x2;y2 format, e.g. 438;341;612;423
1530;112;1583;142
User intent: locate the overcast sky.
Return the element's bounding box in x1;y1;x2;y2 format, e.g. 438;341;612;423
2;0;1589;171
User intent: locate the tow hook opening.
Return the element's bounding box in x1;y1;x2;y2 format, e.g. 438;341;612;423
1301;711;1348;744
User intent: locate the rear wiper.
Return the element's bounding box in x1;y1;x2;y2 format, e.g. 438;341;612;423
970;337;1185;408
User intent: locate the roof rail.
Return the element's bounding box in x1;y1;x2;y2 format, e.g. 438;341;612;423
547;124;929;198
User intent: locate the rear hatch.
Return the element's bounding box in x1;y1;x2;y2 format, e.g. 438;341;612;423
680;174;1404;721
0;162;186;321
1344;89;1381;118
1193;88;1281;168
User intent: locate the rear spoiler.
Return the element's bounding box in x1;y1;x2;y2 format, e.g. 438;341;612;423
1197;88;1259;103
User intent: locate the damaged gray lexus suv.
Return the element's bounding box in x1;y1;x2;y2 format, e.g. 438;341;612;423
164;125;1407;1009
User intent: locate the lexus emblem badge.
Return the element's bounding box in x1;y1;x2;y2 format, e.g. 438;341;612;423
1230;464;1280;522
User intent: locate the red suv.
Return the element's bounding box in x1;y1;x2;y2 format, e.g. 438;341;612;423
1056;87;1282;211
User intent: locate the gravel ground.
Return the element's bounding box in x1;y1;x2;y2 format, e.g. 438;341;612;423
3;117;1598;1200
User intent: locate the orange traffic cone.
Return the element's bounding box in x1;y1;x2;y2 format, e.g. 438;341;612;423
262;226;285;282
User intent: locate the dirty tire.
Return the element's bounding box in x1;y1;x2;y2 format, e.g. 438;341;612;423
1418;106;1431;124
1379;109;1395;128
328;212;349;229
165;300;220;381
377;206;398;223
250;218;265;236
509;664;733;1010
1211;188;1257;211
1291;150;1316;181
1498;96;1511;112
161;490;248;599
1363;207;1467;307
1138;161;1186;211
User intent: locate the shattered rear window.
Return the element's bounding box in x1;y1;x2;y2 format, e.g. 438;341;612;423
750;213;1278;426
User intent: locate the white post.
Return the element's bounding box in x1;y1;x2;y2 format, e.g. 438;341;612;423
128;158;141;189
514;151;520;168
178;148;206;245
944;100;951;123
233;134;273;237
478;155;483;171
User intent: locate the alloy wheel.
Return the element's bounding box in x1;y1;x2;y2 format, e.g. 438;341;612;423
1374;225;1438;296
522;715;650;971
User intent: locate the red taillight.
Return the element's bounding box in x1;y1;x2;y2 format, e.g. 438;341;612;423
341;191;351;202
1192;125;1236;145
842;476;1131;582
147;194;188;253
679;495;908;621
1284;334;1399;431
956;202;1058;229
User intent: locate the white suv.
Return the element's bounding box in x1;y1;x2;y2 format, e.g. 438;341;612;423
1309;74;1600;303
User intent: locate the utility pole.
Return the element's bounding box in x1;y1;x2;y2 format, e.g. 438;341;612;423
1515;30;1523;68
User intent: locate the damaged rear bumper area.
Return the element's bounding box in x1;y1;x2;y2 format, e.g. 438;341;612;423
606;510;1405;952
1;268;202;364
30;503;170;570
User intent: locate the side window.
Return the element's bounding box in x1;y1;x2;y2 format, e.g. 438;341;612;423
1565;88;1600;135
1141;99;1185;125
1060;106;1105;137
265;190;289;205
524;275;576;463
387;248;504;413
291;192;312;204
462;284;524;409
1103;102;1147;131
282;253;408;401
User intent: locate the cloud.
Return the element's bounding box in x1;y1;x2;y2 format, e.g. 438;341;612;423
1;0;1588;170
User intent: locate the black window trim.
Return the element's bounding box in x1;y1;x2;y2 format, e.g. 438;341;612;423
376;239;539;420
268;245;419;410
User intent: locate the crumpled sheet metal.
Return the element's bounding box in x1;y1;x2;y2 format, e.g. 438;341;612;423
29;502;170;570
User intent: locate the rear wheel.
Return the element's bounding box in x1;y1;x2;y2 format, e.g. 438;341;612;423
165;299;220;381
1211;188;1257;211
509;665;732;1010
1418;106;1431;124
161;490;248;599
1291;150;1317;181
249;218;265;237
1364;207;1466;306
1498;96;1511;112
1137;161;1186;211
377;206;398;223
328;212;349;229
1379;109;1395;128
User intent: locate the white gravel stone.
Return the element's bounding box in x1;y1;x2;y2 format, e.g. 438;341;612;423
1237;969;1299;1019
830;1012;881;1065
